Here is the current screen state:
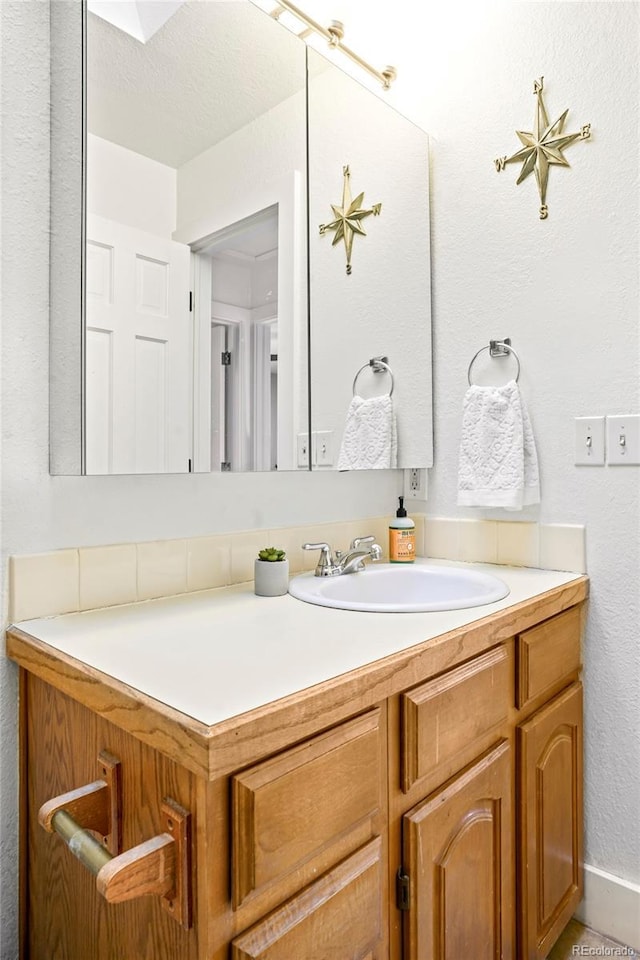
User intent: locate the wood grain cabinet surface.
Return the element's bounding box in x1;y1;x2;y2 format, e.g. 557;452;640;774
8;578;587;960
402;740;514;960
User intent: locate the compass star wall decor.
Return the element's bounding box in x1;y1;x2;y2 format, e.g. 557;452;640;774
319;165;382;274
495;77;591;219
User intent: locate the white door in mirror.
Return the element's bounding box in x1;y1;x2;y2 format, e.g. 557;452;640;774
288;561;509;613
85;215;190;474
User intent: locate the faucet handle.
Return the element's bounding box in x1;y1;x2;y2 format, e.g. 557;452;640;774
302;542;337;577
349;535;382;563
302;541;332;553
350;534;375;550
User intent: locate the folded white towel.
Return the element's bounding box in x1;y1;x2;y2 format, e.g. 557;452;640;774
457;380;540;510
337;394;398;470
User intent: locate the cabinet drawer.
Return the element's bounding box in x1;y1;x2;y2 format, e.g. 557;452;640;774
401;645;511;792
517;606;582;709
232;710;382;908
231;838;383;960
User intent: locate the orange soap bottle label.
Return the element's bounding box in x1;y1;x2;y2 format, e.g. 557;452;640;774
389;528;415;562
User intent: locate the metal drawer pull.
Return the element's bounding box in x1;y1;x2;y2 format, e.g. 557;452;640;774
37;752;192;928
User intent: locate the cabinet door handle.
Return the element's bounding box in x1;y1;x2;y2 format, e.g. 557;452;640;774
38;766;192;928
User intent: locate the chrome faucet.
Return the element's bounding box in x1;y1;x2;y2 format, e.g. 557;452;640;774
303;535;382;577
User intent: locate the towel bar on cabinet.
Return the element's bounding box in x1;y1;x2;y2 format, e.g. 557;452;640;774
37;752;192;928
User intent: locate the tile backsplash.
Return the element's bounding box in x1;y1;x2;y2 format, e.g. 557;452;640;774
8;515;586;623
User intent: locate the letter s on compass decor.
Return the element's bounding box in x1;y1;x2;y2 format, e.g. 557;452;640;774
494;77;592;220
319;165;382;274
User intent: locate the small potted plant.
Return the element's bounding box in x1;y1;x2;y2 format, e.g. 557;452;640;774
254;547;289;597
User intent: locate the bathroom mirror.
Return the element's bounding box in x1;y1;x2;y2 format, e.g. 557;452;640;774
307;49;432;469
49;0;432;475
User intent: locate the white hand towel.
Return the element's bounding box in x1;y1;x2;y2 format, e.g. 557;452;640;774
337;394;398;470
457;380;540;510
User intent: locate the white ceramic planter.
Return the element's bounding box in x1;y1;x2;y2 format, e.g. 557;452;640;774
254;558;290;597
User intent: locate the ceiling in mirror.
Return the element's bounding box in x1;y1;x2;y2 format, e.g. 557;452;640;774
88;2;307;167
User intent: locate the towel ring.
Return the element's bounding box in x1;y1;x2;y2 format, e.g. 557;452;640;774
352;357;394;398
467;340;521;386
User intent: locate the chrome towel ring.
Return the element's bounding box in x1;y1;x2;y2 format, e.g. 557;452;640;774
352;356;394;397
467;339;521;386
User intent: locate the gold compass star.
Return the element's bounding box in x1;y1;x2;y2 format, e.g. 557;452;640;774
319;165;381;274
495;77;591;219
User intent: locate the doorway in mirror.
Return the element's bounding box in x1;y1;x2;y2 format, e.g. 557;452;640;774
192;206;280;473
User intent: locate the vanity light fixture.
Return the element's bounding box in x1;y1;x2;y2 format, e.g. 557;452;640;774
253;0;397;90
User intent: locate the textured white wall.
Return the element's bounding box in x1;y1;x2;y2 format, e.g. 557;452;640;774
381;0;640;885
1;2;639;957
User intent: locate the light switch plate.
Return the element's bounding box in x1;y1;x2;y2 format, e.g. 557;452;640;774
296;433;312;468
606;414;640;465
574;417;605;465
314;431;333;467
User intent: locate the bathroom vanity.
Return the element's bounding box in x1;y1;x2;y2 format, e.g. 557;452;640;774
7;563;587;960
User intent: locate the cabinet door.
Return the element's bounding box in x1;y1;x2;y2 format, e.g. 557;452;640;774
518;682;583;960
402;740;514;960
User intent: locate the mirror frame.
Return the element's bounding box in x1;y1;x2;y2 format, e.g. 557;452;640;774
50;0;85;474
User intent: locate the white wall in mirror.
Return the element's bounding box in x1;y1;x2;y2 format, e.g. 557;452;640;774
308;49;432;470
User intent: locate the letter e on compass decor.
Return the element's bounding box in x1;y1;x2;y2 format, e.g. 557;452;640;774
319;165;382;274
494;77;591;220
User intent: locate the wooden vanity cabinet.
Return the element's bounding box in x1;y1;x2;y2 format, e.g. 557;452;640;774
388;605;584;960
9;580;586;960
401;739;514;960
518;682;583;960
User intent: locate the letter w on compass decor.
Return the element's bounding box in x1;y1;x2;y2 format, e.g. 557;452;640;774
319;165;382;274
495;77;591;220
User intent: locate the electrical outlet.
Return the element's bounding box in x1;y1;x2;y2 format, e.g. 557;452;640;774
404;467;428;500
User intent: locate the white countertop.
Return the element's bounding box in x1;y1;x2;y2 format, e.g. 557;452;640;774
15;559;582;728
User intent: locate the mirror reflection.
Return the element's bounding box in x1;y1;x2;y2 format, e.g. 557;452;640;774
307;47;432;471
86;0;307;473
70;0;433;476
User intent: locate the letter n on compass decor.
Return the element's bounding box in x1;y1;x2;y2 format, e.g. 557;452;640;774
495;77;592;220
319;165;382;274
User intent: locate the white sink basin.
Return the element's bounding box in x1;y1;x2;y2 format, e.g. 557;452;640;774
288;561;510;613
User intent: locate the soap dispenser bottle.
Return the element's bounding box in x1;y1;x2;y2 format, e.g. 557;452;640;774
389;496;415;563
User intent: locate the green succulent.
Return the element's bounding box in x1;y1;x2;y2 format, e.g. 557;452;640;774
258;547;287;562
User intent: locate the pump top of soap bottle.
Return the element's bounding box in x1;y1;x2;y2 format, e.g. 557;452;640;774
396;496;407;519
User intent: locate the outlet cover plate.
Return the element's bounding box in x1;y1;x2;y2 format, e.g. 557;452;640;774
404;467;428;500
